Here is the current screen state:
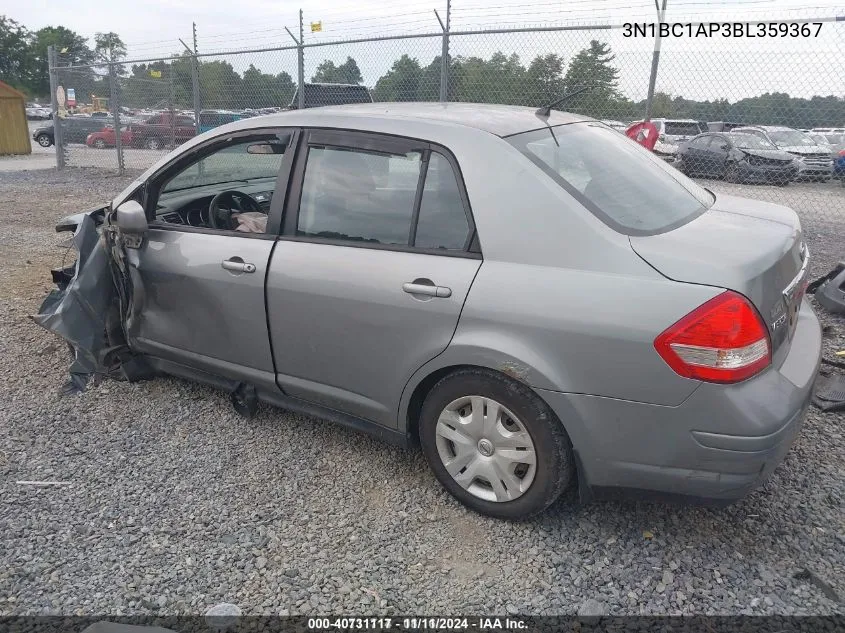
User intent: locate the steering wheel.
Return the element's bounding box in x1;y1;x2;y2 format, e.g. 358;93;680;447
208;190;263;230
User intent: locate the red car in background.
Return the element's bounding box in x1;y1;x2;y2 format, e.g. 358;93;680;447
86;126;133;149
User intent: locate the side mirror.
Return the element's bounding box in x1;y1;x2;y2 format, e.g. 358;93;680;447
114;200;148;234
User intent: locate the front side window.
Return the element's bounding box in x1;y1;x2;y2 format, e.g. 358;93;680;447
507;123;714;235
689;136;711;149
163;137;286;194
298;146;422;245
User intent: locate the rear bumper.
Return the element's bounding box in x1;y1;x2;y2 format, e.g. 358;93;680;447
537;300;821;504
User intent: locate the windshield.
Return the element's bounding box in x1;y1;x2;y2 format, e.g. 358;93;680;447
726;133;776;150
507;123;714;235
769;130;817;147
809;134;829;145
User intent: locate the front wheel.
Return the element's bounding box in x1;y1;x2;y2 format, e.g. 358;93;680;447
419;368;574;519
36;134;53;147
145;137;162;150
93;139;106;149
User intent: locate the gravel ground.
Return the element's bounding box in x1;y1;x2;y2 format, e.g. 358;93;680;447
0;167;843;617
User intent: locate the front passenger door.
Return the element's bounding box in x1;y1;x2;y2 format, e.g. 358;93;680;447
266;130;482;427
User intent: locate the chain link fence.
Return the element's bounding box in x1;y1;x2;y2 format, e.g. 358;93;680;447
46;15;844;267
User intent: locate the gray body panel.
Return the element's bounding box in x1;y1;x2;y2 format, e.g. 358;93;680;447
630;193;804;358
128;228;275;376
266;241;480;427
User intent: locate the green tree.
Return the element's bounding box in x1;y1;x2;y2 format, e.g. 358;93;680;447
94;32;127;60
27;26;93;98
562;40;620;118
525;53;564;106
0;16;32;93
241;64;295;107
311;56;362;84
372;54;422;101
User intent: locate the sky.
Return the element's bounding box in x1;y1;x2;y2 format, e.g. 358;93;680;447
5;0;844;100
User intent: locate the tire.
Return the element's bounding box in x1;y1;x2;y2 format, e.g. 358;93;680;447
145;137;161;150
36;134;53;148
418;368;574;520
93;139;106;149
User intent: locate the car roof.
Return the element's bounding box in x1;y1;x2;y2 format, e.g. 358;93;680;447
240;102;593;138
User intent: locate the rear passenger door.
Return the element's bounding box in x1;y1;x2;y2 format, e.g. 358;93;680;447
266;129;481;428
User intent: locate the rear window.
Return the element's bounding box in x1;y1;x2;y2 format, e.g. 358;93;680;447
507;123;714;236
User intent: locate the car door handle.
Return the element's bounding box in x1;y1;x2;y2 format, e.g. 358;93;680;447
402;282;452;298
222;259;256;273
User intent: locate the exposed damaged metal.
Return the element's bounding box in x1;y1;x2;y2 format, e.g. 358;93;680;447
32;208;153;394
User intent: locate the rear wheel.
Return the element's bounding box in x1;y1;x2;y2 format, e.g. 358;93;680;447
419;368;574;519
145;137;162;150
36;134;52;148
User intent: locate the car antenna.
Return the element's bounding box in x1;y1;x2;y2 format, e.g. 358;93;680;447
535;85;593;118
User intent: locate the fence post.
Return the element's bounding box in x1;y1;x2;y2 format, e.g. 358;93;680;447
298;9;306;109
644;0;668;120
438;0;451;103
47;45;66;169
108;53;124;175
192;22;202;136
169;58;176;148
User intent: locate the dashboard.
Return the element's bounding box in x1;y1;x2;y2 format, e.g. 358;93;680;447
154;179;276;228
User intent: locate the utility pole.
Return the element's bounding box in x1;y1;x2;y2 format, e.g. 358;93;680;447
169;58;176;148
108;46;124;174
47;45;65;169
192;22;201;135
644;0;668;121
435;0;451;103
298;9;305;109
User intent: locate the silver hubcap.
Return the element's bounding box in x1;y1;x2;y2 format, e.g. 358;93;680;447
435;396;537;503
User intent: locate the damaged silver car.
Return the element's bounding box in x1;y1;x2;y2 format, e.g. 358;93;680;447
36;103;821;519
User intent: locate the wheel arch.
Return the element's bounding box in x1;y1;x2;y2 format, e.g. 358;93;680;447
399;344;564;441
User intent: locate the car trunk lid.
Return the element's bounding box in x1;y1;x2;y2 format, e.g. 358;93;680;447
630;193;809;356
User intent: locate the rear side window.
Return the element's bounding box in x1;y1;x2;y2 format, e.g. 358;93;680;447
296;141;474;252
414;153;470;250
507;123;714;236
298;146;422;245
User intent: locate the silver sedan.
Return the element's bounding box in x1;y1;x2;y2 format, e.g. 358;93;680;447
37;103;821;519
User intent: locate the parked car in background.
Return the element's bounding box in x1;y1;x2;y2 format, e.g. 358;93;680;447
707;121;744;132
732;126;833;181
86;126;133;149
629;118;707;163
812;127;845;135
38;103;820;519
601;119;629;133
287;83;373;109
129;113;196;150
31;116;114;147
26;104;51;120
678;132;798;185
199;110;247;133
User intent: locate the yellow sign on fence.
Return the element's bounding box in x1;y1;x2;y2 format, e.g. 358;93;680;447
310;21;322;32
150;70;162;78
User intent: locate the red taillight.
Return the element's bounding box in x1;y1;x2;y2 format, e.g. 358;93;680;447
654;291;771;384
838;149;845;157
